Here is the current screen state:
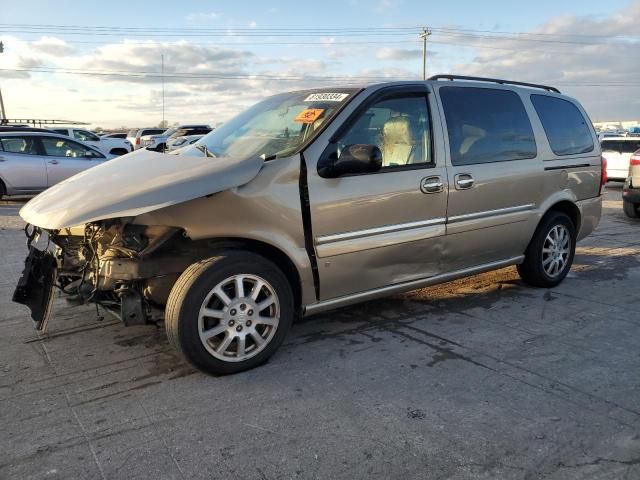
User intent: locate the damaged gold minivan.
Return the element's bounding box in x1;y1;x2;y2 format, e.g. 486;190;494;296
13;76;605;374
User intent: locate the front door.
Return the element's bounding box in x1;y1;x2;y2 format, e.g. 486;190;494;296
304;86;449;300
434;85;544;271
0;135;47;192
39;136;104;186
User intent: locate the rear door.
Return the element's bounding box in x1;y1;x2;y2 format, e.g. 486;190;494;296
39;136;105;186
304;85;449;300
435;85;543;271
0;135;47;192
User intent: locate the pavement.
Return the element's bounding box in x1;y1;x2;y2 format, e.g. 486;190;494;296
1;185;639;480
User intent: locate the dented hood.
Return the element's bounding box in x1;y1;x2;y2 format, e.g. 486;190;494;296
20;148;264;229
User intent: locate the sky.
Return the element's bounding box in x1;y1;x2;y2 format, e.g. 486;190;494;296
0;0;639;128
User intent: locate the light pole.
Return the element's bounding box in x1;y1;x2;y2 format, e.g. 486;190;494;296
419;28;432;80
0;41;6;121
161;54;165;127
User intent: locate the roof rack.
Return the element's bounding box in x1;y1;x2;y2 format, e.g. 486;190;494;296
428;74;560;93
0;118;89;127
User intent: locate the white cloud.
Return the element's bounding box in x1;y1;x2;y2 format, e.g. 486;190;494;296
31;37;75;56
248;21;257;29
448;2;640;120
376;47;424;61
185;12;220;23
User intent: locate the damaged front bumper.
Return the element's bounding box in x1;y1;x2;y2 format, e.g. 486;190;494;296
12;227;57;331
13;222;187;332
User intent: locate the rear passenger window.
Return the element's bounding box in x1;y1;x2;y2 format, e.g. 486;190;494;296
440;87;536;166
0;136;40;155
530;95;594;156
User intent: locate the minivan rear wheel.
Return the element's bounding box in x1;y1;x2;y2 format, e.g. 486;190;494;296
165;252;294;375
517;211;576;288
623;199;639;219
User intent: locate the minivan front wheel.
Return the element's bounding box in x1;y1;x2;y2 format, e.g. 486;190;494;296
165;252;293;375
517;211;576;288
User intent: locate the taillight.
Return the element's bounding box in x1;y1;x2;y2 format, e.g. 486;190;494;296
599;156;608;195
630;156;640;166
136;138;140;145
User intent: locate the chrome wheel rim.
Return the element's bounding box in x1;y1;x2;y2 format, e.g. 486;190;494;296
542;224;571;278
198;274;280;362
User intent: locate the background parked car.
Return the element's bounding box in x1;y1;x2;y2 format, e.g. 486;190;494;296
166;134;205;152
0;131;110;198
100;132;128;139
51;127;132;156
622;149;640;218
126;127;166;150
142;124;211;152
601;137;640;181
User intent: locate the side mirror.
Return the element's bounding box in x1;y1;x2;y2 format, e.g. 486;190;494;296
322;144;383;178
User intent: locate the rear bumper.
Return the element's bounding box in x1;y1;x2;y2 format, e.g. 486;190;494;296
576;196;602;241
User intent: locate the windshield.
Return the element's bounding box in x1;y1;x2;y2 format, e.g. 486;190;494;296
181;89;358;160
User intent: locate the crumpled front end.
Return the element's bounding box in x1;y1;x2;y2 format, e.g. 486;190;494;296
13;220;191;331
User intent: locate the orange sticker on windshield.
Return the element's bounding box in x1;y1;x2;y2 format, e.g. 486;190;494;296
294;108;325;123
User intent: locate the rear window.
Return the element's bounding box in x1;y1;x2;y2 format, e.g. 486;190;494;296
142;129;165;136
127;129;138;137
601;140;640;154
530;95;594;156
440;86;537;166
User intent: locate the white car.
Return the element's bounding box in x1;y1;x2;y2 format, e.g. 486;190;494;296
52;128;132;156
601;137;640;181
0;131;111;198
142;125;211;152
126;127;167;150
167;134;205;152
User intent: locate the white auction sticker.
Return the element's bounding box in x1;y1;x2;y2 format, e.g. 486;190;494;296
304;93;349;102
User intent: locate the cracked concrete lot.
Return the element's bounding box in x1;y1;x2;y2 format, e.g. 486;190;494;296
1;184;639;480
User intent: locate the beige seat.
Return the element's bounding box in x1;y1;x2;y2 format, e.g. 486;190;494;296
381;116;416;167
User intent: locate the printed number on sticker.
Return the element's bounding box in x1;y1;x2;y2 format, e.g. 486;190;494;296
304;93;349;102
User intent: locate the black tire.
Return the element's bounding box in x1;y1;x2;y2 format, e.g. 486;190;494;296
623;199;639;219
109;148;128;156
0;180;5;200
165;252;294;375
517;211;576;288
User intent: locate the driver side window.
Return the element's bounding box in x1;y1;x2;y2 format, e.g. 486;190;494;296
41;137;103;159
338;94;433;169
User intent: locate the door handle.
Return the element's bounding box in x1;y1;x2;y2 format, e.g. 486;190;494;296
48;159;60;165
420;176;444;194
455;174;474;190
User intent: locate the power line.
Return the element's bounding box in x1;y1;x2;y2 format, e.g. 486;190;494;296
2;67;640;87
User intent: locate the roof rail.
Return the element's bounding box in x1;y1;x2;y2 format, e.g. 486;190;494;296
428;74;560;94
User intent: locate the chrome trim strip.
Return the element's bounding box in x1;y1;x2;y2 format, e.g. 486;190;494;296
304;255;525;315
447;204;535;223
316;217;447;245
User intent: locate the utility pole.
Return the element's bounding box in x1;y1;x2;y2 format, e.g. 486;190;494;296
161;54;165;127
419;28;432;80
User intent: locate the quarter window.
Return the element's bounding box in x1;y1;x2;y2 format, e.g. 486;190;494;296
440;87;537;166
0;136;40;155
531;95;594;156
41;137;103;158
336;94;433;169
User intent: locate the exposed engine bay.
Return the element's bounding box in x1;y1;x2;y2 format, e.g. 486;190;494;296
13;220;206;330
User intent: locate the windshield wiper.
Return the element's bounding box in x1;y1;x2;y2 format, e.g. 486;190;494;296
195;144;217;158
